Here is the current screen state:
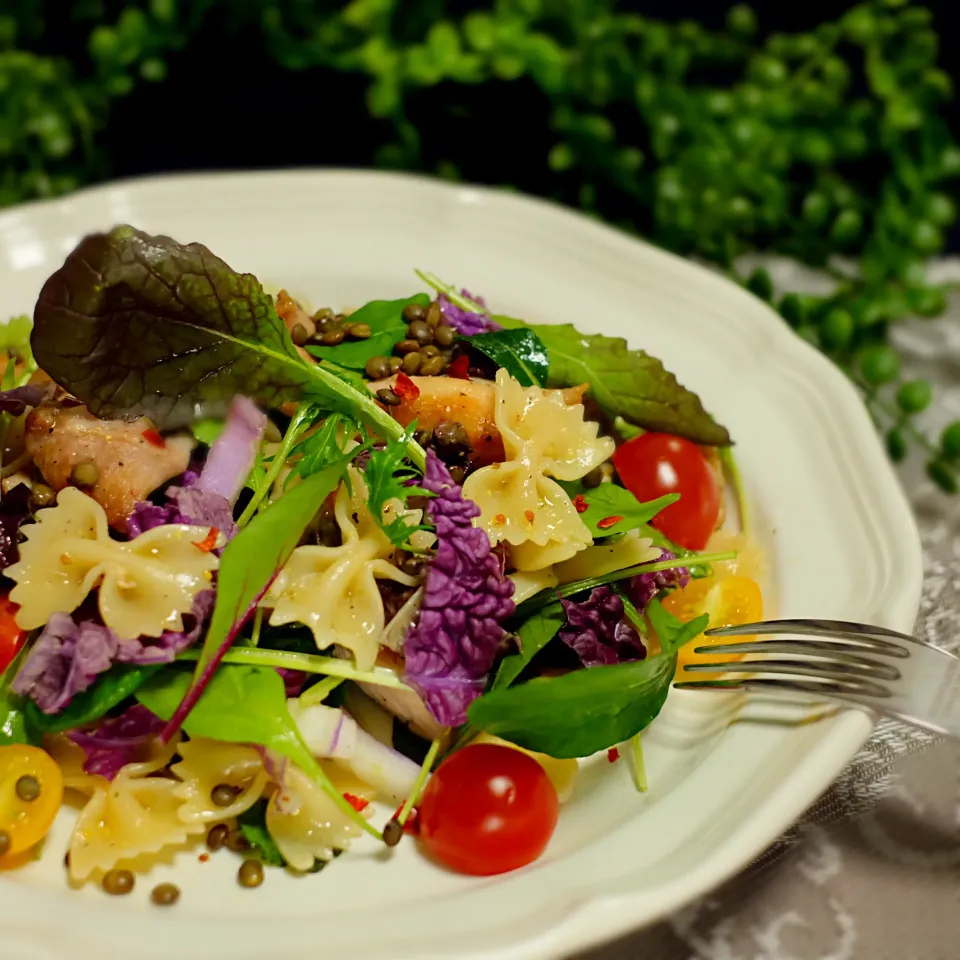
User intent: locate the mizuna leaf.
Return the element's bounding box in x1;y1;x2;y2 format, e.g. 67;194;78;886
493;317;731;446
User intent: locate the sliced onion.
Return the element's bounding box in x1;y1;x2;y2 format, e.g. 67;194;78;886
195;395;267;504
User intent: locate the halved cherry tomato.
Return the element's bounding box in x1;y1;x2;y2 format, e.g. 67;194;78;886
661;573;763;680
0;745;65;861
611;433;720;550
418;743;559;875
0;595;27;675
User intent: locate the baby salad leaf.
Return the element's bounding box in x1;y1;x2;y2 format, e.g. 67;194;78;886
139;663;381;839
23;663;160;736
463;329;549;387
647;599;708;655
492;603;564;691
32;227;422;466
163;460;351;738
306;295;429;369
494;318;731;447
0;643;34;746
290;412;362;483
573;484;679;538
467;652;677;759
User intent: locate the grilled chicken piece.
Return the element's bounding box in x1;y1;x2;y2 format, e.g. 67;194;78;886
369;375;589;466
25;400;194;531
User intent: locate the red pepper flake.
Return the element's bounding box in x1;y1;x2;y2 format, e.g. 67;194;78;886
192;527;220;552
391;804;420;835
198;853;210;863
447;355;471;380
393;371;420;401
141;428;165;448
607;747;621;763
493;513;507;527
523;509;535;524
597;515;624;530
343;792;370;812
573;494;588;514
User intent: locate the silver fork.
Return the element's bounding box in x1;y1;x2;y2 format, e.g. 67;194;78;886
673;618;960;739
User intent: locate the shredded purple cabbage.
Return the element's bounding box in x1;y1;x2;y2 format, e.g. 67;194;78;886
67;704;165;780
402;451;515;726
437;291;502;336
0;483;32;572
558;586;646;667
0;383;51;416
12;591;214;714
630;548;690;610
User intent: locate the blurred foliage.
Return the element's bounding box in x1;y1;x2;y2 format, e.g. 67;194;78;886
2;0;960;487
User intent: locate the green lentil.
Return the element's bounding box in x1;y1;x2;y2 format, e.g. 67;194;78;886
425;301;442;327
238;858;264;888
365;355;392;380
15;775;40;802
407;319;434;345
319;328;346;346
347;322;371;339
420;355;447;376
582;467;604;489
376;388;402;407
102;869;135;895
206;823;229;851
150;883;181;906
211;783;239;807
434;325;456;347
30;484;55;508
394;339;421;356
388;357;403;375
290;323;310;347
70;461;99;487
401;352;422;375
382;819;403;847
225;828;251;853
402;302;426;324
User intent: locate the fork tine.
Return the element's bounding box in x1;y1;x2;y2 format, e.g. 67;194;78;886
703;618;912;657
683;655;901;683
692;638;908;662
675;675;893;699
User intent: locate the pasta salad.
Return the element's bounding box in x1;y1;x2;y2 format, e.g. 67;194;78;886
0;227;763;897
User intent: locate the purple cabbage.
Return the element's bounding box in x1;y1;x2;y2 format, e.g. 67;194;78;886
558;586;646;667
437;291;502;336
402;451;515;726
0;383;51;416
0;483;32;572
12;591;214;714
630;548;690;610
127;486;239;541
67;704;165;780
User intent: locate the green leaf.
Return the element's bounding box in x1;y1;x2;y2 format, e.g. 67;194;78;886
305;294;428;370
361;423;430;547
237;799;286;867
492;603;564;691
192;461;351;684
290;412;362;483
0;314;33;365
32;227;421;466
139;665;309;759
0;643;35;747
24;663;160;736
646;599;708;655
570;484;678;538
463;328;549;387
492;319;730;446
467;653;677;758
191;418;225;446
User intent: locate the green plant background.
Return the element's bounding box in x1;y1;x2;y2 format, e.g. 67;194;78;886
2;0;960;487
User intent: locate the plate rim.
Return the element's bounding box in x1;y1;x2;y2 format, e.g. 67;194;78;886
0;168;923;960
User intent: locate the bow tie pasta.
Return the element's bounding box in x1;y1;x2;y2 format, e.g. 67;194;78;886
462;369;615;571
6;487;218;640
263;467;420;669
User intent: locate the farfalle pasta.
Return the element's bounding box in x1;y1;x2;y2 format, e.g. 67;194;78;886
263;468;419;669
462;369;615;571
6;487;218;639
170;738;268;826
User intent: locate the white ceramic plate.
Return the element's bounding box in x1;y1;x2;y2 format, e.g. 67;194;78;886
0;171;921;960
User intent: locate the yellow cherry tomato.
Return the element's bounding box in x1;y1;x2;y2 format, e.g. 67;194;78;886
661;574;764;680
0;745;65;861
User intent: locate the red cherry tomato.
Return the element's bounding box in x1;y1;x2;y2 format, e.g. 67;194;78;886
417;743;559;876
611;432;720;550
0;595;26;675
